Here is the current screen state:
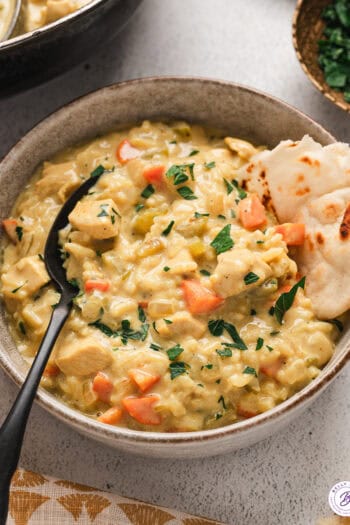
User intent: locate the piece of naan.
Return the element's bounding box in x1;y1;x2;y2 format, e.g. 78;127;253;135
238;135;350;319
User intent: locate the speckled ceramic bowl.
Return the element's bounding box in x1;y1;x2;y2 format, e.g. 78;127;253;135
0;0;142;97
293;0;350;113
0;77;349;458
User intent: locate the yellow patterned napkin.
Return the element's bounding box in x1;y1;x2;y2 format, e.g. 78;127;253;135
8;468;225;525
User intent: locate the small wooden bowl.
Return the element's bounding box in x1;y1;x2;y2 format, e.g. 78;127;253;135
293;0;350;112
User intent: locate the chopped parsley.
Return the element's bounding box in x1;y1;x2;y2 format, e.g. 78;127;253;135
274;277;306;324
217;214;226;220
200;269;211;276
230;209;236;218
244;272;260;285
166;343;184;361
266;345;274;352
177;186;198;200
166;163;195;184
204;161;215;169
256;337;264;350
97;204;109;217
141;184;155;199
90;165;106;178
15;226;23;241
135;203;145;212
152;321;159;334
163;266;170;272
218;395;227;409
256;240;265;245
232;179;247;200
270;330;280;336
223;178;234;194
268;306;275;316
210;224;233;255
194;212;209;218
169;361;188;380
38;254;44;261
215;413;223;420
161;220;175;236
216;348;232;357
11;282;27;294
189;149;199;156
201;363;213;370
18;321;26;335
243;366;257;377
164;318;173;324
89;319;149;344
150;342;162;351
208;319;247;350
138;305;146;323
208;319;225;336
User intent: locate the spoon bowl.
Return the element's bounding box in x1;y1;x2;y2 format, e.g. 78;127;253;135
0;171;104;525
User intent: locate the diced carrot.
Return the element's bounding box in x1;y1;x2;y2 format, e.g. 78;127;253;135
2;218;18;244
143;165;165;185
97;406;123;425
84;279;110;293
122;395;161;425
238;194;267;230
92;372;113;403
261;358;283;378
129;369;160;393
237;406;258;419
43;364;60;377
116;139;141;164
181;280;224;314
275;223;305;246
138;301;148;309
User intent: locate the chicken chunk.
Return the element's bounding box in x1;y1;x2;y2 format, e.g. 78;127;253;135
55;337;113;376
1;255;50;299
155;311;206;339
68;199;120;240
210;248;272;298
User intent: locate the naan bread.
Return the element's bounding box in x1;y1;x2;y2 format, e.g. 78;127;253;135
238;135;350;319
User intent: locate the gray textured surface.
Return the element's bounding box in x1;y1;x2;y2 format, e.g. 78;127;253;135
0;1;349;524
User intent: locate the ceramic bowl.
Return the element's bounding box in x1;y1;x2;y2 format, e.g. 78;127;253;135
0;77;349;458
0;0;142;97
293;0;350;113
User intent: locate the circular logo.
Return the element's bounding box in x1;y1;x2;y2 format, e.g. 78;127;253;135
329;481;350;516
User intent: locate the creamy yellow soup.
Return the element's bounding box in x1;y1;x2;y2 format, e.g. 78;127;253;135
0;121;338;432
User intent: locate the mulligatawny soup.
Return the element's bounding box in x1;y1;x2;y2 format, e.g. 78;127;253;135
0;121;338;432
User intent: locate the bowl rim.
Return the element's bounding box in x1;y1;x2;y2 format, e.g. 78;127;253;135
292;0;350;113
0;0;108;50
1;75;349;446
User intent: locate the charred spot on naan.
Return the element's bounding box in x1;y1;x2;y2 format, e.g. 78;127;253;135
316;232;324;245
295;187;311;197
339;203;350;240
298;156;320;168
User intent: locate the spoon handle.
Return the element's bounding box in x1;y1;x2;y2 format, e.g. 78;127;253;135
0;299;71;524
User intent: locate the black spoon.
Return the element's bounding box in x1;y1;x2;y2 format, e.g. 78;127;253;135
0;171;104;524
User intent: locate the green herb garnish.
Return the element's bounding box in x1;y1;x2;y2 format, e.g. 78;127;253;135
166;343;184;361
210;224;234;255
15;226;23;241
218;395;227;409
216;348;232;357
200;269;211;276
161;220;175;236
223;178;234;194
68;278;80;289
18;321;26;335
266;345;274;352
204;161;215;169
243;366;257;377
135;203;145;212
244;272;260;285
150;342;162;351
97;204;109;217
189;149;199;156
232;179;247;200
11;282;27;294
141;184;155;199
163;266;170;272
138;305;146;322
169;361;188;379
256;337;264;351
194;212;209;218
274;277;306;324
201;363;213;370
177;186;198;200
166;164;195;184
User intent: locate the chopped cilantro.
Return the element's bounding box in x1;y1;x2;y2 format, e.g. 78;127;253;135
90;165;105;178
197;383;204;388
194;211;209;218
166;163;195;184
244;272;260;285
141;184;155;199
163;266;170;272
15;226;23;241
169;140;177;144
223;322;247;350
201;363;213;370
200;269;211;276
270;330;280;336
266;345;274;352
204;161;216;169
218;395;227;409
223;178;234;194
11;282;27;294
274;277;306;324
88;320;116;337
256;240;264;245
217;214;226;219
243;366;257;377
189;149;199;156
164;318;173;324
38;254;44;261
215;413;223;420
166;343;184;361
208;319;225;336
135;203;145;212
256;337;264;350
152;321;159;334
161;220;175;236
268;306;275;316
210;224;233;255
232;179;247;200
177;186;198;200
169;361;188;380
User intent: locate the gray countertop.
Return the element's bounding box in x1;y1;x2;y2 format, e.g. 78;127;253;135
0;1;349;524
